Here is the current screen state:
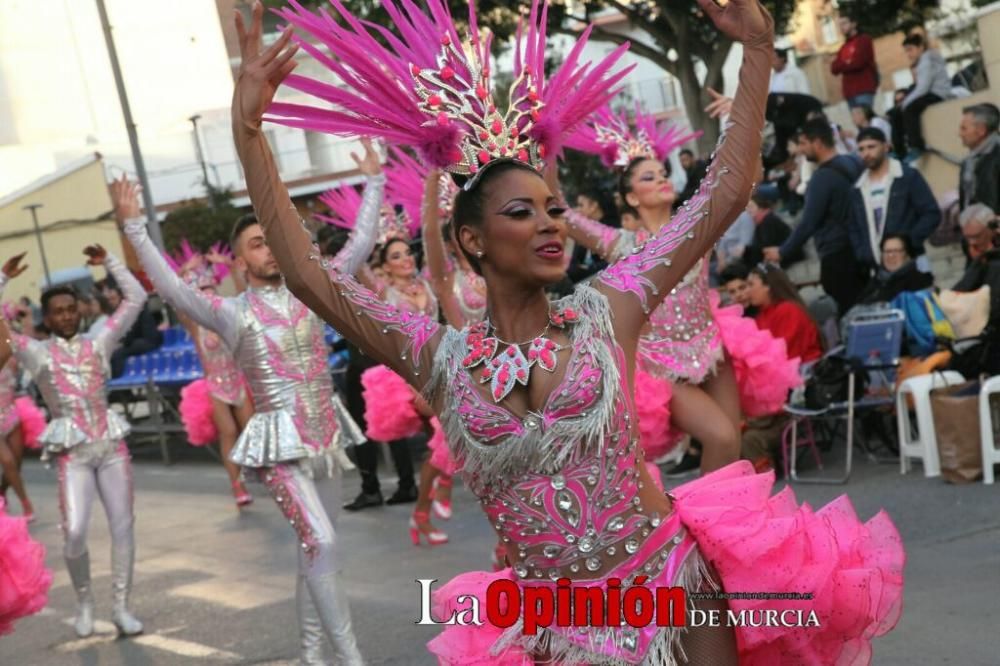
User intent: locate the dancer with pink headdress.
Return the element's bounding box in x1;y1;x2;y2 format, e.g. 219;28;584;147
561;105;801;472
318;154;455;545
0;244;147;639
166;241;256;508
236;0;904;662
0;285;45;522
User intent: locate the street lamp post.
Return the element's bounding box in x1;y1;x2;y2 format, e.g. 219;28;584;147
189;114;211;195
23;204;52;286
95;0;164;249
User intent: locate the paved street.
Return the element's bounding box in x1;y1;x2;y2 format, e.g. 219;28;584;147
2;441;997;665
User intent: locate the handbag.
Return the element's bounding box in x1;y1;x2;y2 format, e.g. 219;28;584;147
804;356;869;409
937;286;990;339
930;380;983;483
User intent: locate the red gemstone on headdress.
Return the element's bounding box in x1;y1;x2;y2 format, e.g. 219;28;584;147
478;130;489;140
478;150;490;164
441;66;455;80
470;164;479;173
476;85;488;100
437;112;449;126
410;64;422;76
530;109;540;122
441;34;451;46
488;105;496;114
491;120;502;134
428;94;442;108
510;126;519;137
517;148;528;162
528;89;539;102
538;145;547;158
488;141;497;151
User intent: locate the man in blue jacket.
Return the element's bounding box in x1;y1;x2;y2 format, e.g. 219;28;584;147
764;117;866;314
848;127;941;275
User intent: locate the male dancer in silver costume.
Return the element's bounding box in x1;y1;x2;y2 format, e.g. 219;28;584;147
0;246;146;638
114;153;379;663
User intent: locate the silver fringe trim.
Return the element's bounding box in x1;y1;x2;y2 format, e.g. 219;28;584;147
490;547;717;665
423;285;623;494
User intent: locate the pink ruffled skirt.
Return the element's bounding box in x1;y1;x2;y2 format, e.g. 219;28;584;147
426;461;904;665
711;294;802;418
361;365;423;442
633;370;684;463
0;498;52;635
427;417;460;476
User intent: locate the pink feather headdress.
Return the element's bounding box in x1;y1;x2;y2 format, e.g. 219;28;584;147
384;147;459;226
316;181;414;245
565;104;702;168
163;239;231;289
267;0;633;183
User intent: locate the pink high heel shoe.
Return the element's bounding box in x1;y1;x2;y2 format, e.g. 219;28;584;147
430;476;453;520
409;510;448;546
232;481;253;508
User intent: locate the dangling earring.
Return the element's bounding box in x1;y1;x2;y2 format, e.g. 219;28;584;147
476;251;484;258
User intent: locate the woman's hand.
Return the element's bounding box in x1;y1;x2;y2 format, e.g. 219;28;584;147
2;253;27;280
83;244;108;267
233;0;299;134
351;137;382;177
109;175;142;223
704;87;733;119
696;0;773;46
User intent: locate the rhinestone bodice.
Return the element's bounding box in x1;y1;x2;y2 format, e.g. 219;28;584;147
436;287;678;585
235;286;337;450
197;325;245;402
625;232;722;383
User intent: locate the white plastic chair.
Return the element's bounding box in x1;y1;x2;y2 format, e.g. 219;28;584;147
897;371;966;478
980;375;1000;484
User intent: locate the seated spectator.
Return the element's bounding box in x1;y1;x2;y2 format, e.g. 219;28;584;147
770;48;811;96
747;263;824;363
568;188;616;282
764;92;824;168
715;210;755;273
744;192;803;268
886;88;911;156
677;149;708;207
103;279;162;377
901;34;953;160
958;103;1000;213
848;127;940;274
850;105;894;152
620;207;640;232
951;204;1000;374
719;262;755;316
858;234;934;304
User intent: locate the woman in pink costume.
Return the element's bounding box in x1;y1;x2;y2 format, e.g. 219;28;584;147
0;316;51;633
0;296;44;521
319;160;449;543
387;150;486;531
170;243;255;507
236;0;904;662
562;107;801;470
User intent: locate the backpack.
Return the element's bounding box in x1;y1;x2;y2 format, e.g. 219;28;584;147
890;289;956;357
804;356;870;409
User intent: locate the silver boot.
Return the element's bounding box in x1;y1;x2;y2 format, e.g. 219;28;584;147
110;542;143;636
65;551;94;638
305;572;364;666
298;575;328;665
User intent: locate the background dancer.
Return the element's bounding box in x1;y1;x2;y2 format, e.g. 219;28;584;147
116;154;367;663
0;245;146;639
169;243;255;508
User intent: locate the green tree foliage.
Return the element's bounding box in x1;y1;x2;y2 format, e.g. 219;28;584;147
161;185;242;253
